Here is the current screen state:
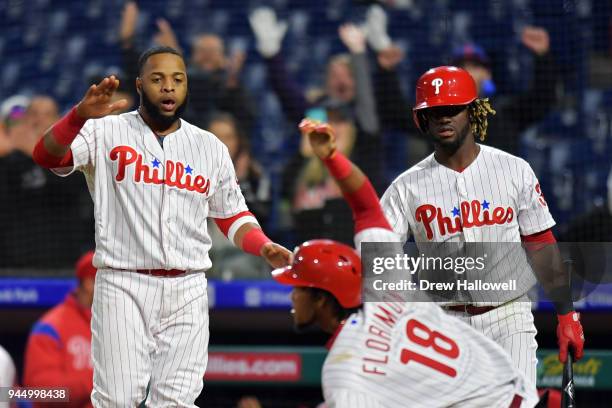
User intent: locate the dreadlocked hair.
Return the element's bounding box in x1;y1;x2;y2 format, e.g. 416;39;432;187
468;98;496;141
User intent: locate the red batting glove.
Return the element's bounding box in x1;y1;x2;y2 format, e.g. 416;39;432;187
557;311;584;363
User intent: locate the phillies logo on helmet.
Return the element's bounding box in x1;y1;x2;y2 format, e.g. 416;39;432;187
432;78;443;95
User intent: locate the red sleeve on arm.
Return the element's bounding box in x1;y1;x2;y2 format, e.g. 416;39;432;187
213;211;271;255
23;334;91;406
345;181;392;233
32;141;74;168
213;211;253;237
521;228;556;243
521;228;556;251
323;151;353;180
322;152;391;233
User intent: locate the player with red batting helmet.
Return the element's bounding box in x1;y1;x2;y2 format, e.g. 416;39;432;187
272;118;539;407
380;65;584;387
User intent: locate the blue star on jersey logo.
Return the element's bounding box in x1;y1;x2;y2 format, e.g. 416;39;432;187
350;319;358;325
452;206;460;217
185;165;193;174
482;200;490;209
151;158;161;168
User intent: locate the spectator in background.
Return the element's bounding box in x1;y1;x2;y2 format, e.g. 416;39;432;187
0;95;30;158
363;5;418;135
367;4;558;156
7;96;59;156
450;26;558;155
207;112;271;224
23;251;96;408
281;102;367;246
0;95;94;268
248;8;372;126
206;113;272;280
249;11;383;189
362;5;433;168
251;21;381;246
119;1;256;133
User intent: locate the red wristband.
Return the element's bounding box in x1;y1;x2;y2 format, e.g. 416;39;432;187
323;152;352;180
52;106;87;146
32;141;74;169
242;228;272;256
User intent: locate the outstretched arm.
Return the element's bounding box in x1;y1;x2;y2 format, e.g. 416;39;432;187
214;212;291;269
299;119;391;233
33;76;128;169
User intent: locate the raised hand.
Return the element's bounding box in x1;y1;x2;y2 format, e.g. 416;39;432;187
76;76;129;120
248;7;288;58
339;23;366;54
377;45;404;70
120;1;139;44
154;18;181;51
521;26;550;56
299;118;337;160
226;50;246;88
363;4;392;52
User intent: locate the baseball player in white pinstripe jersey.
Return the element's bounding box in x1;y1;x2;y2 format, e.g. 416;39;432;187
272;118;538;407
379;66;585;386
32;46;292;407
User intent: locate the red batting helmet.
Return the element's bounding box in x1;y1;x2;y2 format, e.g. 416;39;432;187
413;65;477;130
272;239;362;308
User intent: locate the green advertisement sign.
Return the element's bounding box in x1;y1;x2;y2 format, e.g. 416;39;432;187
537;349;612;389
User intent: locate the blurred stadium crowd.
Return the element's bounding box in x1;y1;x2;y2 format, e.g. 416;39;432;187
1;0;611;274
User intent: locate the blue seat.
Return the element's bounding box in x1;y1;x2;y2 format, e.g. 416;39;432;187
1;62;21;89
288;10;310;40
243;63;267;94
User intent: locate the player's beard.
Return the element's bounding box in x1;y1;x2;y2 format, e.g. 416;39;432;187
431;120;471;155
140;89;188;130
292;309;320;333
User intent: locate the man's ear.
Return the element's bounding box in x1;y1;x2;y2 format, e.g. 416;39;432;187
313;292;327;309
135;77;142;95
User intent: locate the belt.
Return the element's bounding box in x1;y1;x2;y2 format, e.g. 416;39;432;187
136;269;186;277
443;304;497;316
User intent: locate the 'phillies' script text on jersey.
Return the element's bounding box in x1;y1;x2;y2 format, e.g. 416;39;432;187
110;145;211;195
416;200;514;240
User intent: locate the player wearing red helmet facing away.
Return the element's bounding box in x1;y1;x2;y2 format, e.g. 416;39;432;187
379;66;584;385
272;118;539;407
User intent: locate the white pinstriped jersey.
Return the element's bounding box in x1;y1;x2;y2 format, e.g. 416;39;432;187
53;111;249;271
320;227;538;408
380;145;555;301
322;301;537;408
